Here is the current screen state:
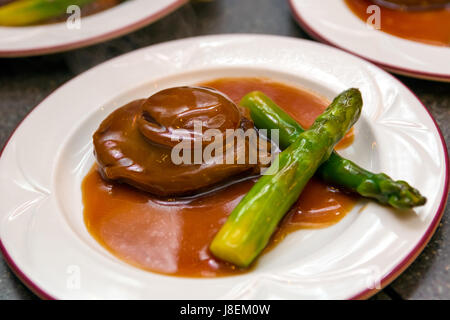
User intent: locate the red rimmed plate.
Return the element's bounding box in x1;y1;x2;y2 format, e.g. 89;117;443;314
289;0;450;82
0;0;188;57
0;35;447;299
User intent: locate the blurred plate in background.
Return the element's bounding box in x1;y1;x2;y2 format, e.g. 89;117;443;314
0;0;188;57
289;0;450;82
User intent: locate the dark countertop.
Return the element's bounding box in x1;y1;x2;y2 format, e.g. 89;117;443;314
0;0;448;300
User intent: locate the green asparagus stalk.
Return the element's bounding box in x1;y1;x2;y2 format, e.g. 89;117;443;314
0;0;95;26
210;89;363;267
240;91;426;209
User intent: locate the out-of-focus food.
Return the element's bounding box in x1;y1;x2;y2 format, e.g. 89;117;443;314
346;0;450;46
373;0;450;10
0;0;124;26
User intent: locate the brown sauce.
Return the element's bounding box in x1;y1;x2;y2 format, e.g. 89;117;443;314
204;77;355;150
82;78;357;277
345;0;450;46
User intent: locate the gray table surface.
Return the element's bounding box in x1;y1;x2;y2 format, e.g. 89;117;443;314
0;0;448;300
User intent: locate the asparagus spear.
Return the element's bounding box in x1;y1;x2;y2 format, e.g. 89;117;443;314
210;89;363;267
0;0;95;26
240;91;426;209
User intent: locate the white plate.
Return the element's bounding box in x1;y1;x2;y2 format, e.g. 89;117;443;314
289;0;450;81
0;0;187;57
0;35;448;300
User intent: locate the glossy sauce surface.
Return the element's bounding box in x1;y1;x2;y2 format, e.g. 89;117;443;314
345;0;450;46
93;87;261;197
83;78;357;277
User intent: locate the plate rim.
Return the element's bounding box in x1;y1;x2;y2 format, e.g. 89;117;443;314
0;34;448;300
349;80;449;299
288;0;450;82
0;0;188;58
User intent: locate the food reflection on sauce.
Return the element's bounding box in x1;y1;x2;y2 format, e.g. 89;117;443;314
345;0;450;47
83;78;357;277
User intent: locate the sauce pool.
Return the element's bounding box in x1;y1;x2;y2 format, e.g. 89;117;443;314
345;0;450;47
83;78;357;277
